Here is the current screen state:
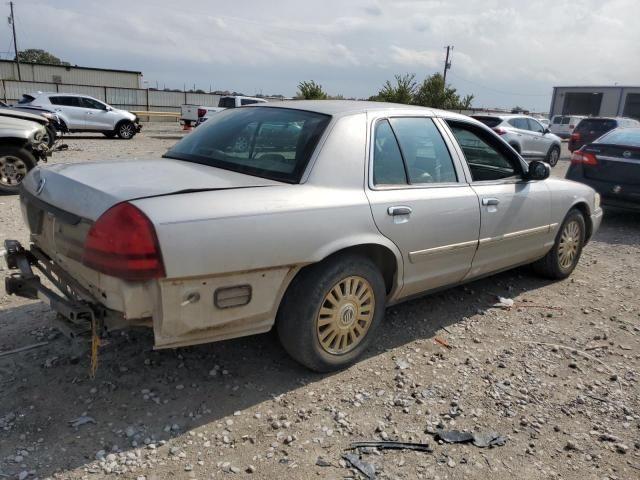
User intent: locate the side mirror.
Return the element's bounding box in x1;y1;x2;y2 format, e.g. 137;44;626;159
527;160;550;180
543;127;550;134
105;105;112;111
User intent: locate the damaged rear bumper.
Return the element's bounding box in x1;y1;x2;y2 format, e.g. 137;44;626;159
3;239;113;334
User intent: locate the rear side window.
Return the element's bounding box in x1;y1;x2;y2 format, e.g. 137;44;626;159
472;116;502;128
388;118;457;183
50;96;81;107
552;116;562;124
240;99;260;106
373;120;407;185
561;117;571;125
575;119;617;133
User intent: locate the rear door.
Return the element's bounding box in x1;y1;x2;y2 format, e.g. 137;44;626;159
50;96;85;129
444;120;553;278
365;115;480;298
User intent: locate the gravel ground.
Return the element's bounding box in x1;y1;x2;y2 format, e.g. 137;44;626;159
1;125;639;480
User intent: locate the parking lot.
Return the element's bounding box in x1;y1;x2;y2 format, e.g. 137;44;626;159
1;125;639;480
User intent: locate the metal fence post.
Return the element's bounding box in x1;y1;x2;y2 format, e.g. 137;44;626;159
2;79;6;103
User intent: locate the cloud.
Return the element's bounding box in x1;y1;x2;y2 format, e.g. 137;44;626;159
8;0;640;110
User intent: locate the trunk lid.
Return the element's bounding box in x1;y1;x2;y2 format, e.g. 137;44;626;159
583;144;640;184
21;158;281;221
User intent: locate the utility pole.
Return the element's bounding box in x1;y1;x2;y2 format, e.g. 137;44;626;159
9;1;21;80
442;45;453;87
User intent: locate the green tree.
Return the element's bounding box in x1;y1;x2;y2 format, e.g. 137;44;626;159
414;73;465;109
371;73;417;104
461;94;475;109
15;49;69;65
297;80;327;100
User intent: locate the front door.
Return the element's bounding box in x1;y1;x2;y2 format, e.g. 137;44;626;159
80;98;113;131
526;118;549;156
365;116;481;299
444;120;553;279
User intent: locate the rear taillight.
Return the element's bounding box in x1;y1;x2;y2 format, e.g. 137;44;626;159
570;150;598;166
493;127;507;135
197;108;206;118
83;203;165;281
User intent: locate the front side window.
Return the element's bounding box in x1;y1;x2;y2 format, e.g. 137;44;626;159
388;118;457;183
508;117;528;130
447;121;519;181
81;98;106;110
527;119;544;133
165;107;330;183
240;99;260;106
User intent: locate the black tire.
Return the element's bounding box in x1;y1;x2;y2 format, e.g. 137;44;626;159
546;145;561;167
277;254;386;372
43;126;57;148
103;131;117;138
0;145;36;195
116;121;136;140
532;209;586;279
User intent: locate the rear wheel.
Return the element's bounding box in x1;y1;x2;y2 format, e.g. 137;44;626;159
277;254;386;372
116;121;136;140
0;146;36;195
546;145;561;167
532;209;585;279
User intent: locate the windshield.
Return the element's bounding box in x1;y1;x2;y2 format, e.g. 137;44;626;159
165;107;331;183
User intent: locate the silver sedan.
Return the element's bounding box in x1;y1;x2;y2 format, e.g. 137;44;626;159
5;101;602;371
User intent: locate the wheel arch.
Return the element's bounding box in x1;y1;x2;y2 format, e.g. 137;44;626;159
570;201;593;241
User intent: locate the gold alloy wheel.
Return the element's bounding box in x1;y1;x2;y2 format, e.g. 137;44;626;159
558;220;581;269
316;276;375;355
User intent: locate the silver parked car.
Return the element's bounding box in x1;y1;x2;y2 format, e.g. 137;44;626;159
17;92;141;139
473;114;563;166
4;101;602;371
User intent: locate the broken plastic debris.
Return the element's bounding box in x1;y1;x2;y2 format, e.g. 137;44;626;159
68;415;96;428
434;337;452;349
350;441;433;453
494;296;515;309
435;430;473;443
343;452;376;480
434;430;507;448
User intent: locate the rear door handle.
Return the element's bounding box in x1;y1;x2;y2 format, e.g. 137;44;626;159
482;198;500;206
387;206;412;216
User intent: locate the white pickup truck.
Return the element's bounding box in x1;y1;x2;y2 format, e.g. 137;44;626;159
180;96;267;126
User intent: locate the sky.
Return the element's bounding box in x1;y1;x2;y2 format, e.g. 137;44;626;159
3;0;639;112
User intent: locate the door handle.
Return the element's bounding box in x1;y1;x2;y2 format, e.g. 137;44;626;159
387;206;412;216
482;198;500;206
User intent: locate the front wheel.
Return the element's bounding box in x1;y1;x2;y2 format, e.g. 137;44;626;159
546;145;561;167
116;121;136;140
0;146;36;195
43;126;57;148
532;209;586;279
277;254;386;372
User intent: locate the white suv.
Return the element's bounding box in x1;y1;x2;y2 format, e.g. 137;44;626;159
18;93;141;139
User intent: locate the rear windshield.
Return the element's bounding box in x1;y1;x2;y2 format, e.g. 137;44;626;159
471;116;502;128
17;94;35;104
576;118;617;133
596;128;640;147
165;107;331;183
218;97;236;108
